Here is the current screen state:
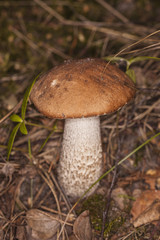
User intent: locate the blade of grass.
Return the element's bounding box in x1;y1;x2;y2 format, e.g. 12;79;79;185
28;138;32;159
129;56;160;65
25;121;56;131
7;122;21;161
21;74;40;120
38;121;57;153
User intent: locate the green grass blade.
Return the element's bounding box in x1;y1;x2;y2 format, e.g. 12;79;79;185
38;130;54;153
28;138;32;159
129;56;160;65
7;122;21;161
21;74;40;120
38;121;57;152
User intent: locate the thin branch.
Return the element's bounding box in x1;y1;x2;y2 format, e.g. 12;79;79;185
9;26;40;52
34;0;65;23
0;99;23;125
95;0;129;23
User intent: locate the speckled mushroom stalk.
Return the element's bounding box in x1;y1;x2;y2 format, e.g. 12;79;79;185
58;116;102;198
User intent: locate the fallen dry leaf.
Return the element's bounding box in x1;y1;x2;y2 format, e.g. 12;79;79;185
73;210;92;240
131;190;160;222
0;162;15;193
1;162;15;177
26;209;60;240
133;200;160;227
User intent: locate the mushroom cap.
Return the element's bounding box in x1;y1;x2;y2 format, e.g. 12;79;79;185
30;58;136;119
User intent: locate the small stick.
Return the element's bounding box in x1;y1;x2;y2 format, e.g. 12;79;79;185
95;0;129;23
0;99;22;125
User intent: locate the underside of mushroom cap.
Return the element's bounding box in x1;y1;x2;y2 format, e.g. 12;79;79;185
30;58;136;119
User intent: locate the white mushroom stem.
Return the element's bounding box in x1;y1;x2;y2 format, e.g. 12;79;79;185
58;116;102;198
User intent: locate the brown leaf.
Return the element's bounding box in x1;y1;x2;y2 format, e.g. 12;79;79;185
1;162;15;177
0;162;15;192
133;200;160;227
26;209;60;240
73;210;92;240
131;190;160;221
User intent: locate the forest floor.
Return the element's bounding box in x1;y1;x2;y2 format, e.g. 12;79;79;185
0;0;160;239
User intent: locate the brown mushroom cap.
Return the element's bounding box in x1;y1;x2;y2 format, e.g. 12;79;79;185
30;58;136;119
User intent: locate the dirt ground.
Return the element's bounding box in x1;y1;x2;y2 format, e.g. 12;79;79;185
0;0;160;239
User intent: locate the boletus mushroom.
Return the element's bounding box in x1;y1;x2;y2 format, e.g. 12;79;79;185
30;58;136;198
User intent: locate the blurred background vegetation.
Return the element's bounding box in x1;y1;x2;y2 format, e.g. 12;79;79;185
0;0;160;117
